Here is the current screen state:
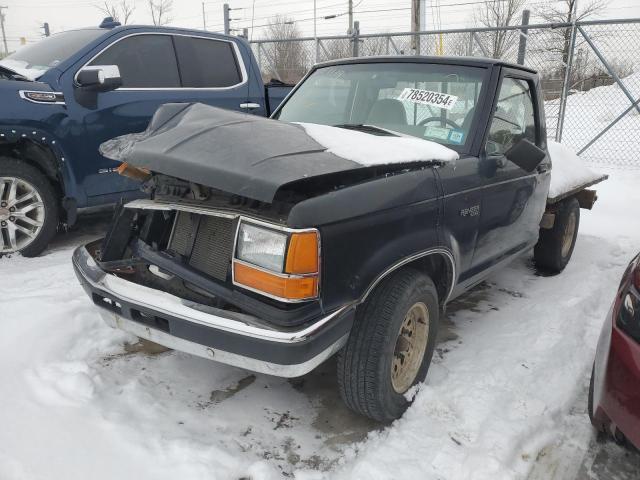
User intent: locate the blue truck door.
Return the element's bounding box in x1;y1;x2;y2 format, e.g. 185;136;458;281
471;74;550;271
63;32;249;207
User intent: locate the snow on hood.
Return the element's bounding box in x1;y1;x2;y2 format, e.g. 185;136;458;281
0;59;46;81
548;140;605;198
297;122;459;166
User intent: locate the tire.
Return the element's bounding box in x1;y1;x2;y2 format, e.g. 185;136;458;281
0;157;59;257
534;197;580;273
337;268;440;422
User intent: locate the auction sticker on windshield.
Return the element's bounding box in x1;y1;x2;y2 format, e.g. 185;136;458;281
397;88;458;110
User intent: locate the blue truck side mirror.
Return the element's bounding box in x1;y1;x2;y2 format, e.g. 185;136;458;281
76;65;122;92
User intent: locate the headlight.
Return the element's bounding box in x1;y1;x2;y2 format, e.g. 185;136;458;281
237;223;288;272
233;221;320;302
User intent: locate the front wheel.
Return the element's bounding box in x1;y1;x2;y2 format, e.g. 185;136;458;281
0;158;59;257
337;268;440;422
534;197;580;273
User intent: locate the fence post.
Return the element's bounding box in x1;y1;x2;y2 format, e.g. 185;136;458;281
517;9;530;65
556;22;577;142
352;20;360;57
467;32;474;56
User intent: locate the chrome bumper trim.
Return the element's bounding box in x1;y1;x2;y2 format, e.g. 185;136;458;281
99;310;347;378
73;249;349;344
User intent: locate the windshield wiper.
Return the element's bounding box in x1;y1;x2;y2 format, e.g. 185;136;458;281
332;124;398;136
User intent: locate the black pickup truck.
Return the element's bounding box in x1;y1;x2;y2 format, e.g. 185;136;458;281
73;56;605;422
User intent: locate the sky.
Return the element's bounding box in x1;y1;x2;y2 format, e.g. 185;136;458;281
1;0;638;53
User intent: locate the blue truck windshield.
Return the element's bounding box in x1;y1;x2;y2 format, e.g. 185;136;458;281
275;62;487;150
0;29;105;80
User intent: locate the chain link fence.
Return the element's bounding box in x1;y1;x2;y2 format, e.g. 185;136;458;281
251;18;640;168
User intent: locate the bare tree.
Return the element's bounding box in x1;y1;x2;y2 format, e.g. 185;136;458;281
473;0;526;59
148;0;173;26
261;16;306;83
537;0;605;76
97;0;135;25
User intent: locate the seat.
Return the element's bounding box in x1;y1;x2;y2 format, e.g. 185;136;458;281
366;98;407;125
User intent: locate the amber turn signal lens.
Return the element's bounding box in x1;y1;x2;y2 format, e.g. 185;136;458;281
234;262;318;300
117;162;151;181
285;231;319;274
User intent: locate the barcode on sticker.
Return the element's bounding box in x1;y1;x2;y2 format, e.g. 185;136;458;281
397;88;458;110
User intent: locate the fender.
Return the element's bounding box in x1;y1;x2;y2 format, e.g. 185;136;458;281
0;125;83;213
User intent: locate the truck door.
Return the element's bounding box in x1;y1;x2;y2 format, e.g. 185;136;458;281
62;32;251;206
470;72;550;273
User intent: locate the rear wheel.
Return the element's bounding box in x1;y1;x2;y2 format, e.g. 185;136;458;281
0;158;59;257
534;197;580;273
337;268;440;422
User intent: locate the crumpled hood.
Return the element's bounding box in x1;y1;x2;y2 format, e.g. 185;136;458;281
101;102;456;203
101;103;362;203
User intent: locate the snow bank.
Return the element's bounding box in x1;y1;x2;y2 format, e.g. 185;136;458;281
297;122;459;166
548;140;604;198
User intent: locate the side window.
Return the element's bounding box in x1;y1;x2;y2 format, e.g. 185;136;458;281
174;36;242;88
89;35;180;88
486;77;536;155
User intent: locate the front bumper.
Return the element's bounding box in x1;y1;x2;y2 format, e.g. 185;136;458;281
72;244;354;377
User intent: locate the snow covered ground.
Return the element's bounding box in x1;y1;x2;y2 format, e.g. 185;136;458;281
1;170;639;480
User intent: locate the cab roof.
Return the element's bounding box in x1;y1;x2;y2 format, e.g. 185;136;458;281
313;55;538;74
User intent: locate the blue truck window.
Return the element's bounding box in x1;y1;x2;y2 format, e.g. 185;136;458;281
173;36;242;88
89;34;180;88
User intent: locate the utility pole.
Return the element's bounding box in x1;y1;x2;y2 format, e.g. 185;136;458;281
223;3;230;35
347;0;353;34
0;6;8;57
410;0;420;54
202;2;206;30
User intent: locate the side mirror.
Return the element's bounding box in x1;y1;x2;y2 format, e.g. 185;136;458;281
504;138;546;172
76;65;122;92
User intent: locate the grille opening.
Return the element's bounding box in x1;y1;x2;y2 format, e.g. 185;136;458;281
166;211;235;282
93;294;122;314
131;309;170;333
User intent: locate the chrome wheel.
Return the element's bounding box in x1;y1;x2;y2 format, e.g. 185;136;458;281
561;210;577;258
391;302;430;394
0;176;46;253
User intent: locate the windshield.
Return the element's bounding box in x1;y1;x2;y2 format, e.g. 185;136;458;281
0;29;105;80
275;62;488;150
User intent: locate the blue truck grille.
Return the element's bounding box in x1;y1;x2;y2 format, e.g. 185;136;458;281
168;211;235;282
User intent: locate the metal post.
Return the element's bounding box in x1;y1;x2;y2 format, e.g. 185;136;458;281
467;31;474;56
352;20;360;57
556;23;577;142
517;9;530;65
0;6;8;56
348;0;353;34
223;3;230;35
202;2;206;30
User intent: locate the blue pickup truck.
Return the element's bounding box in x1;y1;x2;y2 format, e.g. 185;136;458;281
0;18;292;256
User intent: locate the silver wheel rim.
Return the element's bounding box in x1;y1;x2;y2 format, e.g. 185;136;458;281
0;177;46;253
561;211;577;258
391;302;430;394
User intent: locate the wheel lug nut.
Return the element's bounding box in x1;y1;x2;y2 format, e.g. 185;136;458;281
9;216;15;222
0;221;6;227
9;207;15;212
0;202;6;207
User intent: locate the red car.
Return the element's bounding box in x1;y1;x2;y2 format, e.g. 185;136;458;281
590;252;640;448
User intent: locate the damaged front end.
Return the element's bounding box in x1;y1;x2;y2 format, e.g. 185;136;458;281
74;102;442;376
72;192;353;376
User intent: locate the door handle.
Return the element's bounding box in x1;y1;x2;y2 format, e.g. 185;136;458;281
537;163;550;174
240;102;261;110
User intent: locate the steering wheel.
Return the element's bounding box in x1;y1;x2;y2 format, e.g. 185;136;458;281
418;117;461;129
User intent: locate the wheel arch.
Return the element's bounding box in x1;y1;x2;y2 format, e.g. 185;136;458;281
0;129;78;223
359;248;456;307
